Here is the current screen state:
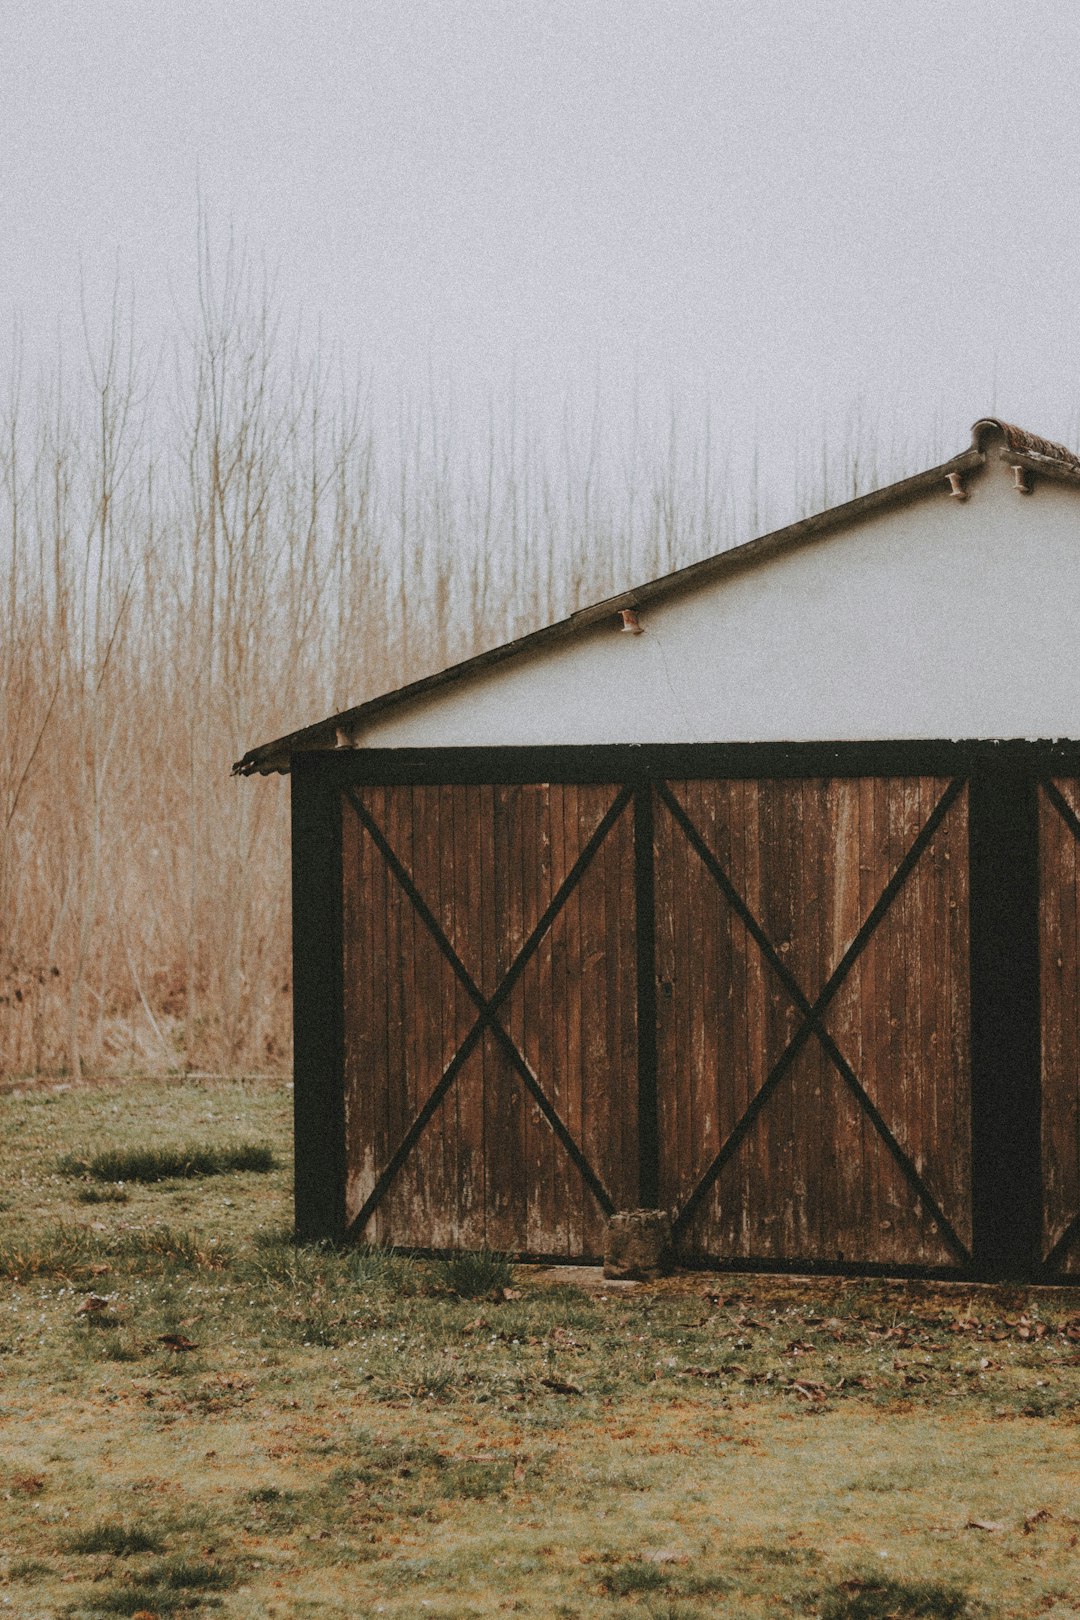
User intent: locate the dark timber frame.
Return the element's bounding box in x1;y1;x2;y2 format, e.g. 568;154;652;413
292;739;1080;1280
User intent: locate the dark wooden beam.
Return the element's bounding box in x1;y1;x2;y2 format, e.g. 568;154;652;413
291;755;346;1241
969;764;1042;1277
298;738;1080;790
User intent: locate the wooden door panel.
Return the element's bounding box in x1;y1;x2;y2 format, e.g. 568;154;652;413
823;780;971;1252
1039;779;1080;1272
677;1042;957;1266
658;776;972;1268
341;781;637;1256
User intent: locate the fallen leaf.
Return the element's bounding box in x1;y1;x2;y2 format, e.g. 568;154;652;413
157;1333;198;1352
77;1295;110;1314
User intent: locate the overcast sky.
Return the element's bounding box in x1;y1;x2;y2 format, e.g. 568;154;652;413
4;0;1080;515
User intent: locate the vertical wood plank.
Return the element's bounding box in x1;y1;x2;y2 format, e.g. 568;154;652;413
537;784;561;1251
564;782;585;1253
634;781;659;1208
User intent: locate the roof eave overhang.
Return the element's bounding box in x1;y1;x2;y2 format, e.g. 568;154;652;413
232;443;989;777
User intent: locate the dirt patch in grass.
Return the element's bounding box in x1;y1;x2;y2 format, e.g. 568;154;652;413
1;1079;1079;1618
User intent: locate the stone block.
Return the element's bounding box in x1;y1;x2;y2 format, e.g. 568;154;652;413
603;1208;673;1280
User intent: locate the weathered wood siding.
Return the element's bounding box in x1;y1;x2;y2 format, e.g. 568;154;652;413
1040;779;1080;1273
655;778;971;1267
342;782;638;1257
337;767;976;1268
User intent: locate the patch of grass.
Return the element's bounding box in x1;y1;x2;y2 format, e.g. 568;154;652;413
89;1587;185;1616
2;1079;1080;1620
146;1554;233;1590
0;1221;228;1283
90;1555;234;1615
8;1556;51;1580
429;1248;514;1297
1017;1386;1072;1418
59;1141;277;1183
76;1184;129;1205
246;1484;303;1529
243;1233;423;1317
109;1224;231;1270
93;1329;142;1362
346;1241;423;1294
641;1605;714;1620
381;1354;458;1401
746;1543;820;1566
599;1560;671;1595
66;1519;165;1555
438;1458;513;1499
680;1572;736;1596
818;1575;970;1619
0;1222;100;1280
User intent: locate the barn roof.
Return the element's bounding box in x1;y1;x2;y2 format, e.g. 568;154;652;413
233;417;1080;776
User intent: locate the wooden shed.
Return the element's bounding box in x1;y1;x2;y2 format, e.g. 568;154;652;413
235;418;1080;1281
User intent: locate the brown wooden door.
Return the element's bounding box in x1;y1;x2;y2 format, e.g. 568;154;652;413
653;777;973;1268
340;781;639;1256
1039;779;1080;1273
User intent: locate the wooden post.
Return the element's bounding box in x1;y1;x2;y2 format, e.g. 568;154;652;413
291;755;347;1241
968;758;1042;1277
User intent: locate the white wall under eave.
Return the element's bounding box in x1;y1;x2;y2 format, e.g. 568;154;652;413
354;456;1080;747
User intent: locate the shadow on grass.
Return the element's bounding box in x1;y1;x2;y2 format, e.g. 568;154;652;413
84;1555;233;1615
818;1575;970;1619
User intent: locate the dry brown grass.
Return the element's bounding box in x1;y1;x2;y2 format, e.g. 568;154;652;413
0;248;954;1082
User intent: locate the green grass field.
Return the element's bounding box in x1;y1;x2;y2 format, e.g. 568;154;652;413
1;1078;1078;1619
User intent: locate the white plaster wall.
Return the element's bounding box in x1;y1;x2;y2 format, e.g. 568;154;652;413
356;456;1080;746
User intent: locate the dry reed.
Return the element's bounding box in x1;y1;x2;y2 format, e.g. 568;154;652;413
0;243;957;1080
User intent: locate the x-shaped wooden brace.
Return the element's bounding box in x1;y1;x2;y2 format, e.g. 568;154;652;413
658;778;972;1264
1041;779;1080;1271
344;783;633;1240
